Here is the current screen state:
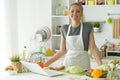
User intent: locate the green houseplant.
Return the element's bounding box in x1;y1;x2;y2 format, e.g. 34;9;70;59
93;22;100;28
10;55;20;62
10;55;22;73
92;22;101;32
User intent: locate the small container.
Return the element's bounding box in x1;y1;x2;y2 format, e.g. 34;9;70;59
62;6;68;16
56;25;61;34
78;0;86;5
107;0;115;5
111;44;116;51
88;0;95;5
97;0;104;5
56;4;62;15
23;46;29;60
119;0;120;4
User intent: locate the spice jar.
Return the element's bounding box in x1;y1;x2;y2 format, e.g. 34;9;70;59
62;6;68;16
56;25;61;34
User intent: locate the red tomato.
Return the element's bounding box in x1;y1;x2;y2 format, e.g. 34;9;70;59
87;69;94;74
36;62;44;68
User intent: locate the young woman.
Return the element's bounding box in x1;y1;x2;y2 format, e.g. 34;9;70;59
44;3;102;70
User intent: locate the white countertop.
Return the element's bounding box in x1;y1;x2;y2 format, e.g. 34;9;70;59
0;58;79;80
90;56;120;62
0;71;81;80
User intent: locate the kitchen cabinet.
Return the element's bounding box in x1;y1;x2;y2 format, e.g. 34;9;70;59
50;0;120;52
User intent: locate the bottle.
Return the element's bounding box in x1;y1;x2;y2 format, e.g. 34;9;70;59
62;6;68;16
45;48;54;56
23;46;28;60
119;0;120;4
56;3;62;15
39;46;46;62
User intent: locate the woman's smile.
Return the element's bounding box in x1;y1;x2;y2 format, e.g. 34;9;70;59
69;5;82;22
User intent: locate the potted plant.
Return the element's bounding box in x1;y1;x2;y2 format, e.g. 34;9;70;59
93;22;101;32
10;55;22;73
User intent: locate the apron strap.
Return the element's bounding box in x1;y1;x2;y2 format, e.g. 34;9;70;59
67;24;71;36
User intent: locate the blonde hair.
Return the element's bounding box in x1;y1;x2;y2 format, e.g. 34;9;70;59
69;3;83;12
69;3;83;22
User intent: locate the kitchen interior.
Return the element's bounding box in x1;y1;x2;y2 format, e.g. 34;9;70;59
0;0;120;80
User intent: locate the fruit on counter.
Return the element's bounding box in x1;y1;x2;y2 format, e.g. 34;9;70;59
87;69;94;74
45;48;54;56
107;17;112;24
91;68;103;78
65;66;84;74
50;66;65;71
36;62;44;68
5;65;14;71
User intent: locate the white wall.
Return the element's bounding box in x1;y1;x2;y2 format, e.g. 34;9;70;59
17;0;51;53
4;0;18;55
5;0;120;54
83;6;120;48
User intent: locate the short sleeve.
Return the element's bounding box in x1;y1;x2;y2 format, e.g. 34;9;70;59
60;24;69;39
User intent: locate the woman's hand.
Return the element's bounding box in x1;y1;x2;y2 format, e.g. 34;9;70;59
44;36;66;67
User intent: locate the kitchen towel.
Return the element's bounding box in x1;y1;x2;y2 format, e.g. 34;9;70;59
112;18;120;39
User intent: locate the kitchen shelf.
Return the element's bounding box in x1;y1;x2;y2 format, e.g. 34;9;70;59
107;13;120;16
50;0;120;52
52;15;68;18
52;34;61;37
50;0;71;52
77;0;120;6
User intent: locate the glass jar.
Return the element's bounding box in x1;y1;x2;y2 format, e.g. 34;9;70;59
118;0;120;4
56;4;62;15
56;25;61;34
62;6;68;16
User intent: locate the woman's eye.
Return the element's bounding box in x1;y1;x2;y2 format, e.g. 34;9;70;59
76;10;80;13
71;10;74;13
70;10;80;13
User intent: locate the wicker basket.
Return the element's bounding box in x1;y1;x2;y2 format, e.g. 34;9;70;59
12;62;22;73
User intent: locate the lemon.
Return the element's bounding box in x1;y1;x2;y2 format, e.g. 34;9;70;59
107;17;112;24
45;48;54;56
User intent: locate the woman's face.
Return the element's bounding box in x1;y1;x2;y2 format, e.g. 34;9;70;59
69;5;83;22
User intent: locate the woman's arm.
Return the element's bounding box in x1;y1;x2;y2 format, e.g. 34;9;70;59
44;36;66;67
89;31;102;66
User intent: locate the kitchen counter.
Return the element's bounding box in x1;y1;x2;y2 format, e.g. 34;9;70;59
0;71;81;80
91;56;120;62
0;58;80;80
1;68;120;80
0;56;120;80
